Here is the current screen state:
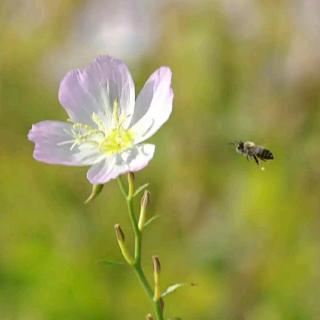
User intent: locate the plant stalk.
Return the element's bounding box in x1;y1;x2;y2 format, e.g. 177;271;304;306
117;176;164;320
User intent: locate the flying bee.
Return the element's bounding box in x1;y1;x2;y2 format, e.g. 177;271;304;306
230;141;274;165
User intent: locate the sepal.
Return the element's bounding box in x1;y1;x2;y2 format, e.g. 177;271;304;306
84;184;104;204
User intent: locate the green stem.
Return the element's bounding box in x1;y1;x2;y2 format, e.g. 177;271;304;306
117;177;164;320
117;177;127;198
133;263;153;299
126;198;140;260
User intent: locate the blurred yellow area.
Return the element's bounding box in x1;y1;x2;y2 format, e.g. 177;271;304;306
1;1;320;319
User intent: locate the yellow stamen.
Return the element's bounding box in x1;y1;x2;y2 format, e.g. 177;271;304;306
113;98;120;125
68;99;134;154
99;99;134;154
99;127;134;155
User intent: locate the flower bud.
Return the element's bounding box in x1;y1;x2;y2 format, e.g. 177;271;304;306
152;255;161;274
145;314;154;320
114;224;125;242
138;190;150;230
129;171;135;180
114;224;134;265
141;189;150;208
84;184;104;204
152;255;161;301
128;172;135;198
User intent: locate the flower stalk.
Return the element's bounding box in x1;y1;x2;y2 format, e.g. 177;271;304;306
116;173;164;320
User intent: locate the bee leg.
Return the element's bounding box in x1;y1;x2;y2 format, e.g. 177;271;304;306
257;155;266;162
246;155;249;161
253;155;260;165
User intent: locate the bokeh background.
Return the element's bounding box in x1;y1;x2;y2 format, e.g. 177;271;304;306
1;0;320;319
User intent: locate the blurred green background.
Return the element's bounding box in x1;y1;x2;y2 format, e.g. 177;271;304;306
1;1;320;319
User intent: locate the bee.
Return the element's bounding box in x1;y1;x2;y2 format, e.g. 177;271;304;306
231;141;274;165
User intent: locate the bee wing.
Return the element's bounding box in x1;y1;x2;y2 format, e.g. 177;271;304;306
255;145;265;153
246;144;261;153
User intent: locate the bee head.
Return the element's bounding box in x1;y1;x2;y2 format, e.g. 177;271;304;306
236;141;244;152
229;141;244;153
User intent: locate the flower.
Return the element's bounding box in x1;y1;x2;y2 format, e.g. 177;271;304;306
28;55;173;184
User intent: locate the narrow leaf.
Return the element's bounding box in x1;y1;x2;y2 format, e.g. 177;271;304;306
96;259;124;266
161;283;195;298
133;183;149;197
144;215;160;228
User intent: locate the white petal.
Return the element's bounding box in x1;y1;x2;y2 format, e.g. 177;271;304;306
86;156;118;184
130;67;173;143
87;144;155;184
119;144;156;172
28;121;102;166
58;55;135;128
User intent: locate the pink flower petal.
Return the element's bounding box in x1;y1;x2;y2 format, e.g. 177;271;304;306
28;121;101;166
58;55;135;127
87;144;155;184
129;67;173;143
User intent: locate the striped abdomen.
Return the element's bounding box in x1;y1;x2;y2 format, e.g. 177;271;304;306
257;148;274;160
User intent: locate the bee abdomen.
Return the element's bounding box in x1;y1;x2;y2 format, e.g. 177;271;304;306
258;148;274;160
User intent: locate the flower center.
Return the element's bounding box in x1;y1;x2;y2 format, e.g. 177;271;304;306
63;99;134;155
99;99;134;155
99;126;134;155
